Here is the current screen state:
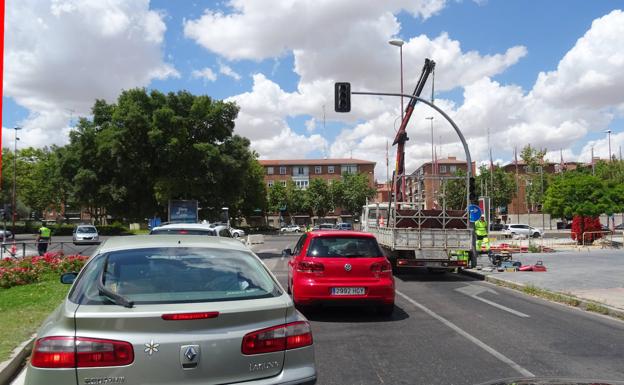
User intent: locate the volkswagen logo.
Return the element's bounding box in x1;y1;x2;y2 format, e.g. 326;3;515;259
344;263;352;271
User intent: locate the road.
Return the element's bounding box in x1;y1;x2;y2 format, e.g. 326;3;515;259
259;234;624;385
11;234;624;385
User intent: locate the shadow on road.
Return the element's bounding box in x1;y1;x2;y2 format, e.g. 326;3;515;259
395;270;479;283
255;252;281;260
301;303;409;323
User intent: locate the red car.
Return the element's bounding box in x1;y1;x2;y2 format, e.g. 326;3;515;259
285;231;395;315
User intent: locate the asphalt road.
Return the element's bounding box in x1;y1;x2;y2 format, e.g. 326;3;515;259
11;233;624;385
259;234;624;385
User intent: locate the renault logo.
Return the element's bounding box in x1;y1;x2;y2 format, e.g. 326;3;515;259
344;263;352;271
180;345;201;369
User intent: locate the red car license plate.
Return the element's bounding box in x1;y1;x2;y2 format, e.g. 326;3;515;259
331;287;365;296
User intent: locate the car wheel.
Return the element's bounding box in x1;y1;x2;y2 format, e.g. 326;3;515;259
532;232;540;238
377;304;394;316
232;232;239;238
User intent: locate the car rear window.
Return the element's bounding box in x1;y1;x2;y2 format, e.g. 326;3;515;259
69;247;280;305
77;226;97;233
307;236;383;258
150;228;216;236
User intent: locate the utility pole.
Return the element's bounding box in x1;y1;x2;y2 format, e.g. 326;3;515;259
605;129;612;162
12;127;22;234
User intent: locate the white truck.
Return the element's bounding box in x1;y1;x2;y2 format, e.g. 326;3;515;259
361;203;474;272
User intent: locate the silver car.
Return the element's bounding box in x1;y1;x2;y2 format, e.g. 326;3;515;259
25;236;316;385
150;223;233;237
72;225;100;244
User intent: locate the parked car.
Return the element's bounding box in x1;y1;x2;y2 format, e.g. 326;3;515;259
318;223;335;230
614;223;624;230
284;230;395;315
72;225;99;245
280;224;301;233
0;229;14;241
229;227;246;237
150;223;232;237
334;223;352;231
503;224;542;238
25;235;316;385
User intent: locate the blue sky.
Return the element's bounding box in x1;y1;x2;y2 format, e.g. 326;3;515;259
3;1;624;178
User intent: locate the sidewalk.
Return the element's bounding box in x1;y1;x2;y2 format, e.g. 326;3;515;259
466;249;624;311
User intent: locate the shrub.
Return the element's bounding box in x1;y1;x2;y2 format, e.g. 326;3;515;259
570;215;602;244
0;253;89;289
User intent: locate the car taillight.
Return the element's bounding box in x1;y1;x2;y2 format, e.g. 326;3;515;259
296;261;324;273
162;311;219;320
242;321;313;355
371;260;392;276
31;337;134;368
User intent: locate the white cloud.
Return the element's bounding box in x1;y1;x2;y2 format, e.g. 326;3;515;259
191;67;218;82
219;62;242;81
4;0;178;147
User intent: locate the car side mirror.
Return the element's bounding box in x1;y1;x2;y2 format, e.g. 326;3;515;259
282;248;292;257
60;272;78;284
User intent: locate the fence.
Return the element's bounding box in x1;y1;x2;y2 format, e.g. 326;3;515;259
1;241;100;258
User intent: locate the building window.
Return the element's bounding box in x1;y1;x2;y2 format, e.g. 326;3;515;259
315;166;322;174
279;166;287;175
298;167;304;175
280;180;287;187
328;166;335;174
439;165;447;173
267;180;274;187
341;164;358;174
449;165;456;173
295;180;309;189
267;167;274;175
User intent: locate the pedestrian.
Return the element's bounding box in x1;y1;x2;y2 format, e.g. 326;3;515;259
36;224;52;256
475;214;489;254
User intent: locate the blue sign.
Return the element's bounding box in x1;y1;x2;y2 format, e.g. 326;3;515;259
468;204;482;223
168;200;199;223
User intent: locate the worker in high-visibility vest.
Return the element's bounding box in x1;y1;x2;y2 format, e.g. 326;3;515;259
36;225;52;256
475;215;489;253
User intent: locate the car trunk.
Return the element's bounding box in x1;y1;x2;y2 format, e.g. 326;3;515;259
73;297;289;385
307;256;386;283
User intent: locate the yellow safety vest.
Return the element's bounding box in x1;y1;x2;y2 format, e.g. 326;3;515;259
474;220;488;236
39;227;52;238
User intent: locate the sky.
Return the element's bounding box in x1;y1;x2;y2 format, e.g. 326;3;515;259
2;0;624;181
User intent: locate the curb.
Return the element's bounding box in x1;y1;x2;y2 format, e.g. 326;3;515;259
461;269;624;321
0;335;35;385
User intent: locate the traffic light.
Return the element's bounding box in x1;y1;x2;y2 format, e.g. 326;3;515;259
469;177;476;202
334;82;351;112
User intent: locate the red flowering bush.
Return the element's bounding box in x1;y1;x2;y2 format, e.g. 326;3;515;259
570;215;603;244
0;253;89;289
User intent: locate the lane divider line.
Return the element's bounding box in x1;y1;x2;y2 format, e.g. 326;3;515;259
396;290;535;378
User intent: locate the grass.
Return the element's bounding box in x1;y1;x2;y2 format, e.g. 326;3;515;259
521;285;581;307
585;302;610;315
129;229;149;235
0;273;71;362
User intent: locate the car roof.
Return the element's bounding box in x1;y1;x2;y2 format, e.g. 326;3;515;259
152;223;213;230
97;235;248;254
308;230;373;238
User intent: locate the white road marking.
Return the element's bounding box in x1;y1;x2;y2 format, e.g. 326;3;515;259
396;290;535;378
455;284;530;318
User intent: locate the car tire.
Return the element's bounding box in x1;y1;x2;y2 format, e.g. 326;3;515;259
232;233;239;238
377;304;394;316
532;232;540;238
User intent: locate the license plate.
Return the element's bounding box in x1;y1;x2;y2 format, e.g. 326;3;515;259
331;287;365;296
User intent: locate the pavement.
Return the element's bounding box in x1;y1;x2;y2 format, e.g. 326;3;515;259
7;233;624;385
468;249;624;311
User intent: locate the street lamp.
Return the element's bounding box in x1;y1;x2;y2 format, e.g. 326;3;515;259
605;129;612;162
388;39;404;119
425;117;434;171
12;127;22;233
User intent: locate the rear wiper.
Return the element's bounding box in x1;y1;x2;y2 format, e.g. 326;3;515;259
97;256;134;308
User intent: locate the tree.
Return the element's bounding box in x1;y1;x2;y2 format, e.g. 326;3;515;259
305;178;332;219
439;169;466;210
475;165;517;212
520;144;548;212
543;172;622;243
339;173;376;219
62;88;265;222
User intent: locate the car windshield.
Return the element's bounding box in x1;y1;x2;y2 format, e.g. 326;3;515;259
307;237;382;258
69;247;279;305
150;228;215;236
77;226;97;233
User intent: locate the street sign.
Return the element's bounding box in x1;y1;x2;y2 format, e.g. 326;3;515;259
468;204;482;222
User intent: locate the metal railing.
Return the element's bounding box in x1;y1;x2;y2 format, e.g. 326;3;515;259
579;231;616;249
1;241;100;258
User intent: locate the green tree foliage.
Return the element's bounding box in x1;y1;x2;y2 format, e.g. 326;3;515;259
438;169;466;210
520;144;548;210
543;173;617;218
475;165;517;210
338;173;376;219
305;178;332;218
59;88;264;222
